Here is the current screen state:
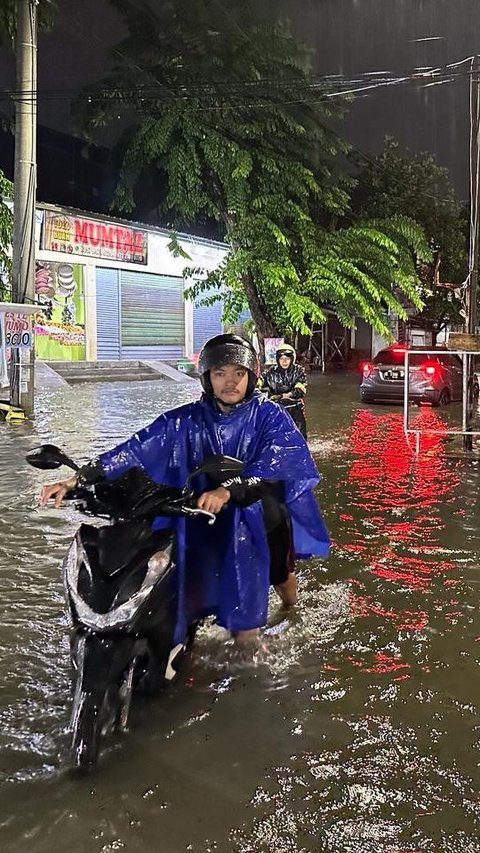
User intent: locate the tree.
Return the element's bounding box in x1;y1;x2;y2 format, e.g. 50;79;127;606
349;137;468;342
187;212;429;343
0;169;13;300
78;0;429;352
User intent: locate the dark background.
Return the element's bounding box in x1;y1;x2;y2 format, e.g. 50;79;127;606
0;0;479;218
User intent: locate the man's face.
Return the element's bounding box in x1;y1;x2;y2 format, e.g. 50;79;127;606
279;354;293;369
210;364;249;404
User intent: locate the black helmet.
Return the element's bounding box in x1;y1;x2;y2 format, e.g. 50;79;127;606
198;334;259;398
276;343;296;364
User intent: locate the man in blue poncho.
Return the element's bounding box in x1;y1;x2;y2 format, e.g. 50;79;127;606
41;334;330;643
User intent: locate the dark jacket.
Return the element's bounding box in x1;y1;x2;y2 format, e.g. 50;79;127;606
258;364;307;401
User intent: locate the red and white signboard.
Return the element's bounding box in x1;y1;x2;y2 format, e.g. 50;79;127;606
4;311;33;348
0;303;37;389
42;211;148;265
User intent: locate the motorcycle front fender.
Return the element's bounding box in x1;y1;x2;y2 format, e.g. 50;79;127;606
71;632;139;695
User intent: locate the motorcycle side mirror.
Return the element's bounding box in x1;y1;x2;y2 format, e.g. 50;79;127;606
188;454;244;482
26;444;79;472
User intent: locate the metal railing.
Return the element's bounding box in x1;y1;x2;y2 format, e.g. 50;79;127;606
403;349;480;453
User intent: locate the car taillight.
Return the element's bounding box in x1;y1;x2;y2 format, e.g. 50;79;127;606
421;360;438;378
362;361;374;378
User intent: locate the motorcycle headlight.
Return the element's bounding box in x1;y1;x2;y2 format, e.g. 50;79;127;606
64;535;173;632
147;549;171;574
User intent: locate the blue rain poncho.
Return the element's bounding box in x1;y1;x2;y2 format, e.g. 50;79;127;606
99;391;330;639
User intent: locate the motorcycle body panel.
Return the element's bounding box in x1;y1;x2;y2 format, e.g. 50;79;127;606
63;497;194;768
26;448;245;770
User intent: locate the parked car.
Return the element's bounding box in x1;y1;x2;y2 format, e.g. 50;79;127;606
359;345;472;406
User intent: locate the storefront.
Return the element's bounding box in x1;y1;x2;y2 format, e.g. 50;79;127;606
34;204;228;362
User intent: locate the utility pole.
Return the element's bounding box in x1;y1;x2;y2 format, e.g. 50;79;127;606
466;55;480;336
463;55;480;450
10;0;37;414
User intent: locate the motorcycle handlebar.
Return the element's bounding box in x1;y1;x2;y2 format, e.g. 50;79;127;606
182;506;217;525
32;447;242;524
69;486;217;524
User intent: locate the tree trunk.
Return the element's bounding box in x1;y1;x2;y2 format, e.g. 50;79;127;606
240;271;279;364
214;198;280;363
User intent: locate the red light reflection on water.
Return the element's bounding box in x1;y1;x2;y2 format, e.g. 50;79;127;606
348;409;458;511
345;409;460;584
369;547;456;588
344;651;411;677
337;408;463;673
351;592;429;630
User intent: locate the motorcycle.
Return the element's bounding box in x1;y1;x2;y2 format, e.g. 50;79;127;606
27;444;243;771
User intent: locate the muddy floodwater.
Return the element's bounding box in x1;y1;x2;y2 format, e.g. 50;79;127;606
0;372;479;853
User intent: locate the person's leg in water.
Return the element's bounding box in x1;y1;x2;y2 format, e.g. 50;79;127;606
231;488;297;643
232;518;296;643
261;486;297;608
268;517;297;607
290;402;307;440
232;628;260;644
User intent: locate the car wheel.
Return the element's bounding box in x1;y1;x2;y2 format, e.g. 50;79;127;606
436;389;450;407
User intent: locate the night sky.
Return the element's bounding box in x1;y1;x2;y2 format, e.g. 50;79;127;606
1;0;480;204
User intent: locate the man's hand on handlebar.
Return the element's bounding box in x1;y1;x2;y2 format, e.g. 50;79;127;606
40;476;78;508
41;480;232;514
196;486;231;514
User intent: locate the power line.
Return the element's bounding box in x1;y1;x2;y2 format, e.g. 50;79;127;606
0;54;477;107
0;69;475;110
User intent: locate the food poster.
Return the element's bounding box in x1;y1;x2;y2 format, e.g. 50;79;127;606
264;337;284;365
34;262;86;360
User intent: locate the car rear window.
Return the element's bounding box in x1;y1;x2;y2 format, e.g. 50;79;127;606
374;349;408;365
373;349;450;367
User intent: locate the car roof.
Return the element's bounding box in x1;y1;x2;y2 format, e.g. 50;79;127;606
374;346;458;364
384;345;448;351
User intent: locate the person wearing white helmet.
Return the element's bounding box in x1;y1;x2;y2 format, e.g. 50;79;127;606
258;343;308;438
40;334;328;645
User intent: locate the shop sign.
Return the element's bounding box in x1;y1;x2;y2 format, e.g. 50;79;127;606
42;211;148;265
4;312;33;348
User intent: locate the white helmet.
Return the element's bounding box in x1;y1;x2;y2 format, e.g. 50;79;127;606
276;343;296;364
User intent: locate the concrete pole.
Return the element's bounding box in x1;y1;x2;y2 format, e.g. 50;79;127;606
464;55;480;450
10;0;37;414
466;55;480;336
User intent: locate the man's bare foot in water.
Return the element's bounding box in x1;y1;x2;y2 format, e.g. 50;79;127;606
274;572;297;608
232;628;260;644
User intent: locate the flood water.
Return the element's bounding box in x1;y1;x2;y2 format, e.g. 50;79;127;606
1;372;480;853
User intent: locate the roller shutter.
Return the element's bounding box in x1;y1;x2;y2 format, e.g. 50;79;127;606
120;271;185;360
95;267;121;360
193;298;224;353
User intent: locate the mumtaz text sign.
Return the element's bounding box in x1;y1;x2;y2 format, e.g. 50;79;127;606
42;212;148;264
